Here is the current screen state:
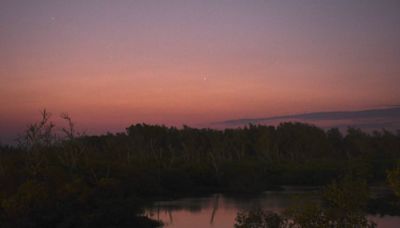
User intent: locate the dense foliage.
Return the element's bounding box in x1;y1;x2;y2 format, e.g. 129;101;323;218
0;110;399;227
235;177;377;228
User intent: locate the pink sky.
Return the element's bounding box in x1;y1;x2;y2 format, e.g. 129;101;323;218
1;0;400;142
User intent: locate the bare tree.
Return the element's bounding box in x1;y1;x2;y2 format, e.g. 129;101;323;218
17;109;55;177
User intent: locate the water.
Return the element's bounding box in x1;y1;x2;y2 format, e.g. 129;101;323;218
145;187;400;228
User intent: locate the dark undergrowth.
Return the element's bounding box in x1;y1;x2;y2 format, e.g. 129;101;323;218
0;110;399;227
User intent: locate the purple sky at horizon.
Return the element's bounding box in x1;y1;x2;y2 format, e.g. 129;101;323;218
1;0;400;142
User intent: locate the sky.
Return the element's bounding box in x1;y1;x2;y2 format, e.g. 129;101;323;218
1;0;400;142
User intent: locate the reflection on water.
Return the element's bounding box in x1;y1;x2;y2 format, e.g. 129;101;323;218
145;187;400;228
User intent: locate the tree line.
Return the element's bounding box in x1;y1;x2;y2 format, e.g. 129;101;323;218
0;110;399;227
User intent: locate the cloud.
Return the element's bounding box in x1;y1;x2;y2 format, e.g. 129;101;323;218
214;106;400;131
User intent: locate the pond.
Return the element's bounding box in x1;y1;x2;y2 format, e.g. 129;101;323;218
145;187;400;228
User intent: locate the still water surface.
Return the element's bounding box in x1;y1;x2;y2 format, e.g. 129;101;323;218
145;187;400;228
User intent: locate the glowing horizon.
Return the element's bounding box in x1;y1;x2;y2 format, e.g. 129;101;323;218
1;0;400;142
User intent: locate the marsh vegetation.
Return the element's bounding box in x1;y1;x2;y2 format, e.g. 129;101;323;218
0;110;399;227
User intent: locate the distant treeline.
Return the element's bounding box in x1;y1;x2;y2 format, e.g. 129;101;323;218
0;111;399;227
79;122;400;190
